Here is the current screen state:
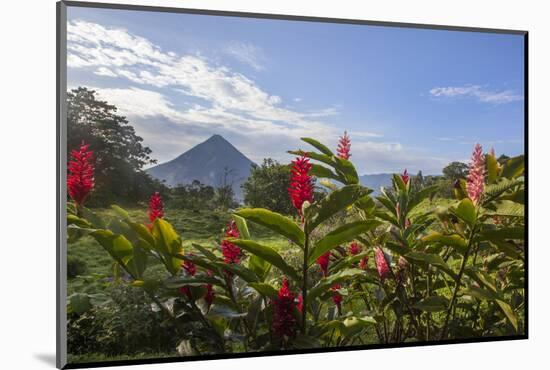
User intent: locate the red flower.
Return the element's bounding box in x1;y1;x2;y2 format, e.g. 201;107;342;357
467;143;485;205
221;220;242;264
205;284;215;308
182;257;197;276
401;169;409;185
67;141;95;205
179;286;192;299
375;247;391;282
316;251;330;277
337;131;351;160
331;283;343;311
288;155;314;217
272;278;297;338
148;192;164;224
348;241;361;256
359;256;369;270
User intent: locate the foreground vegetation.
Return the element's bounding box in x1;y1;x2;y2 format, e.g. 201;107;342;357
66;132;524;363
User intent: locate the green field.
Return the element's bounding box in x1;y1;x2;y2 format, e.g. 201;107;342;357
67;206;292;295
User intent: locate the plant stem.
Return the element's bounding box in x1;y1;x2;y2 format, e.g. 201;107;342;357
301;221;309;334
440;225;477;340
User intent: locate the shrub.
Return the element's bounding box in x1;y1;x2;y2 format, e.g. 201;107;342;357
67;256;88;279
67;285;178;356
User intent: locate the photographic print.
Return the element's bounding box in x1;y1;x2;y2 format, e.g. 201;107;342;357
58;2;527;368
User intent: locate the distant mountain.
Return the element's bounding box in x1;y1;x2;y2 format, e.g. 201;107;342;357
359;173;393;195
147;135;255;201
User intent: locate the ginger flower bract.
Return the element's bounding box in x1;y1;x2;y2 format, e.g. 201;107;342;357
67;141;95;206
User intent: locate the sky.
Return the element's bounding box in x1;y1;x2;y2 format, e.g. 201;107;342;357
66;6;525;175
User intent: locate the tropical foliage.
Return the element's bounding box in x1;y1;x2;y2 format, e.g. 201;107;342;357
67;131;525;357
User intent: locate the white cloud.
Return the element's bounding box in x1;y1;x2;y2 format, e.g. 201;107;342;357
94;67;117;77
224;41;266;71
429;85;523;104
67;20;451;174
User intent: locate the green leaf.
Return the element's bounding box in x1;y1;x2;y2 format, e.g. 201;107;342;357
466;286;499;300
477;227;524;242
191;243;219;262
308;220;381;265
208;304;247;319
232;214;251;240
249;282;278;298
483;178;523;204
341;316;377;336
413;296;449;312
404;252;456;279
288;150;335;168
490;240;521;260
408;185;439;211
310;164;342;182
392;174;407;192
248;255;271;282
111;204;130;219
301;137;334;156
422;232;467;254
152;218;183;274
333;157;359;184
486;153;500;184
496;299;519;332
126;221;155;250
502;155;524;179
308;269;364;302
215;262;260;283
90;230;134;266
486;200;524;218
453;198;477;227
305;185;372;233
67;214;91;228
235;208;304;247
227;239;300;281
164;275;221;289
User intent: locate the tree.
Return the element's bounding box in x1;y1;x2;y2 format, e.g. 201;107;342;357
242;158;294;215
67;87;163;204
442;161;469;182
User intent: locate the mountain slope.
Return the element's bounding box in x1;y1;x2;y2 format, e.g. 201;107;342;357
147;135;254;201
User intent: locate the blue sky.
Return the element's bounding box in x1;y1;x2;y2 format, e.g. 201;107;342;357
67;6;525;175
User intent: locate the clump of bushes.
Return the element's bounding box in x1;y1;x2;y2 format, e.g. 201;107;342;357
67;285;178;356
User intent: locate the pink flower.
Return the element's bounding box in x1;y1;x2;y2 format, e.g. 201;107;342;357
272;278;297;338
148;192;164;223
348;242;361;256
375;247;391;281
401;169;409;185
489;147;495;157
67;141;95;205
221;220;242;264
288;155;314;217
316;251;330;277
337;131;351;160
467;143;485;205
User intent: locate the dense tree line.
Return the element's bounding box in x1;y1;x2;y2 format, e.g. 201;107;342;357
67;87;167;206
